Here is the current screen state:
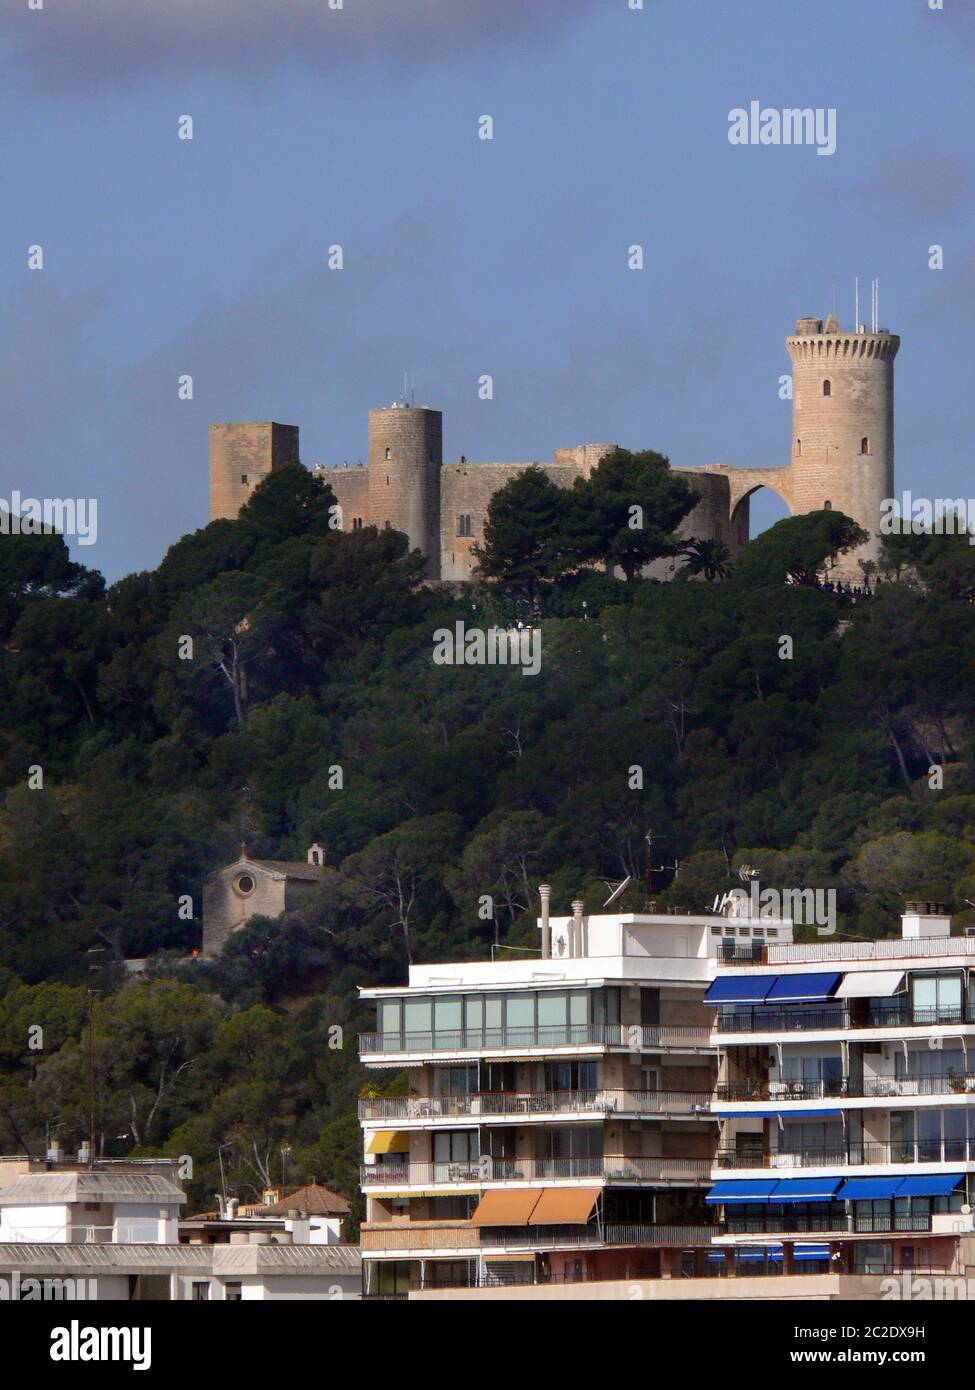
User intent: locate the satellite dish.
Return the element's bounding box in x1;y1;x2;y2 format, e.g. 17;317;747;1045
602;876;632;909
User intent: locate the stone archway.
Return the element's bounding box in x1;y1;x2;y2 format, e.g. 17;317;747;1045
688;464;794;527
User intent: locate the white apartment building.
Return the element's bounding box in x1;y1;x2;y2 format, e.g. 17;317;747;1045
705;901;975;1279
357;893;794;1296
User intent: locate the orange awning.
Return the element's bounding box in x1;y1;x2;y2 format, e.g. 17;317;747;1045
366;1131;410;1155
527;1187;600;1225
469;1189;541;1226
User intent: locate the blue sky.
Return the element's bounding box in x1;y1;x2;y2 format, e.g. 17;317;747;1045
1;0;972;580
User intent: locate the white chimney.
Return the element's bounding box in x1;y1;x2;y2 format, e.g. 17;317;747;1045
901;901;951;939
571;900;585;959
539;884;551;959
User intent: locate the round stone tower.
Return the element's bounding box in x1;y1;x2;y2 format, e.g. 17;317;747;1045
786;313;899;573
368;403;442;577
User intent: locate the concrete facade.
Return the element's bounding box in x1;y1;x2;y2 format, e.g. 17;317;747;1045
208;314;897;581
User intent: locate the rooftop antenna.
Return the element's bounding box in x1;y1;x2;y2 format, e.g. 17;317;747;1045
854;276;859;332
601;875;632;909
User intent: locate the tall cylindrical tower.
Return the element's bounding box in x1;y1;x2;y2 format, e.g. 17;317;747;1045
368;403;442;577
786;314;899;573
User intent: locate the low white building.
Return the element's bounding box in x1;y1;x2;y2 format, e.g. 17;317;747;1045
0;1157;360;1301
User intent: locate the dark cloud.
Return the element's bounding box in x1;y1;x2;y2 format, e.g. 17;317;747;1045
3;0;596;86
863;146;975;223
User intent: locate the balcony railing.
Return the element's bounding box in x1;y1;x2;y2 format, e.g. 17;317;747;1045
359;1023;713;1056
360;1221;717;1252
360;1155;712;1187
767;937;973;965
713;1003;968;1034
716;1140;975;1170
725;1212;933;1235
358;1089;713;1121
717;1072;975;1102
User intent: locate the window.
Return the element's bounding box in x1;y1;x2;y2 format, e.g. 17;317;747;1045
425;1260;475;1289
385;447;391;460
240;474;249;485
824;500;832;510
432;1065;477;1097
861;437;870;454
545;1059;598;1091
192;1282;210;1301
403;997;432;1046
432;1131;479;1173
234;874;255;896
538;1125;603;1161
592;988;620;1029
504;993;535;1044
823;380;831;396
537;991;568;1039
795;438;802;456
379;999;401;1044
910;974;963;1024
352;516;363;530
457;514;473;537
373;1261;410;1297
225;1283;242;1301
433;995;462;1045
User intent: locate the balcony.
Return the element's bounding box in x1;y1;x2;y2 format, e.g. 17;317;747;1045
717;1072;975;1103
713;1003;968;1036
725;1212;933;1236
358;1089;713;1122
359;1023;713;1059
360;1155;712;1188
359;1221;717;1253
716;1140;975;1171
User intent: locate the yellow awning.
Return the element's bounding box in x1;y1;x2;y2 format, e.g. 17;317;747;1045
527;1187;600;1225
483;1253;535;1263
367;1130;410;1155
470;1189;541;1226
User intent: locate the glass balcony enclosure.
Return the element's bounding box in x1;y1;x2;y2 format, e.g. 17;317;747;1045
374;987;622;1052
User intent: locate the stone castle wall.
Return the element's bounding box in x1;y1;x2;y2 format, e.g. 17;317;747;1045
440;461;580;582
207;316;897;581
322;464;370;524
208;422;300;522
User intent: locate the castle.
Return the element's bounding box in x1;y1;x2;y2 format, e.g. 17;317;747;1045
208;314;899;581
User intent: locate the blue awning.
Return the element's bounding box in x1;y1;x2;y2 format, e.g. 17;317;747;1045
837;1177;903;1200
770;1177;843;1203
705;1179;779;1204
895;1174;964;1198
779;1109;843;1118
716;1108;842;1119
765;972;842;1003
714;1109;781;1118
794;1245;830;1260
704;975;778;1005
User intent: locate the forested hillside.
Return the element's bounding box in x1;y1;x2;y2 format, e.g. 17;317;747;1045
1;461;973;1213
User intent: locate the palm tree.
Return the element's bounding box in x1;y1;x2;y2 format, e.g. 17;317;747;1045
680;538;733;582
